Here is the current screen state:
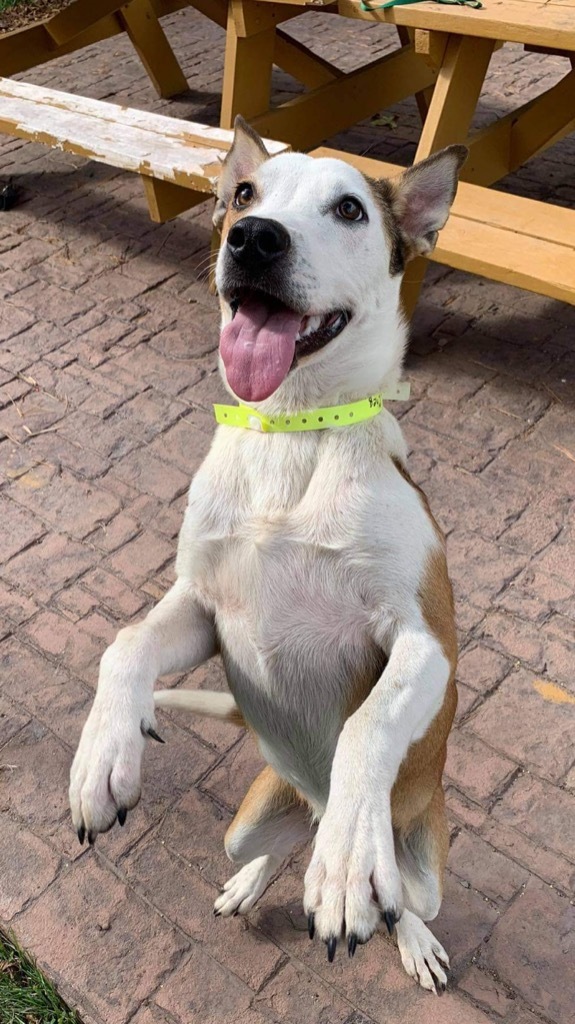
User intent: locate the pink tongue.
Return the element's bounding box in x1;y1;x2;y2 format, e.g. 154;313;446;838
220;296;302;402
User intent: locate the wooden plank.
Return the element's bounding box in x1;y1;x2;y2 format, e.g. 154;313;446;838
416;34;495;155
221;4;276;127
230;0;305;35
46;0;125;44
275;29;343;86
465;67;575;184
337;0;575;51
0;79;288;157
311;146;575;302
142;176;207;221
250;44;437;150
0;16;123;76
0;88;223;190
118;0;188;98
433;218;575;304
414;28;449;68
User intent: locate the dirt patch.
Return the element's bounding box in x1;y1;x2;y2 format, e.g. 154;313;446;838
0;0;75;34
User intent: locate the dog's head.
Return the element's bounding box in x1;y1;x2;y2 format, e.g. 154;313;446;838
214;117;466;409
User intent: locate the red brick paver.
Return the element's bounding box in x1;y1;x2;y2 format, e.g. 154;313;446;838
0;9;574;1024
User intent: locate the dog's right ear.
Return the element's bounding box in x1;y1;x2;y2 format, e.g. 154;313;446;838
213;115;270;229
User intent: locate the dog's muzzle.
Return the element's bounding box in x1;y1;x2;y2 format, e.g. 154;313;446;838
227;216;291;272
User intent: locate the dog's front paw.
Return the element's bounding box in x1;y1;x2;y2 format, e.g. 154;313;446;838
69;698;159;844
304;799;403;961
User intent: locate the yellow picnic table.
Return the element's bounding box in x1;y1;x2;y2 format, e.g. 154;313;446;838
217;0;575;308
1;0;574;306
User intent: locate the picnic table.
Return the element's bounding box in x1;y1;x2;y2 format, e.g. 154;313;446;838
1;0;573;306
218;0;575;308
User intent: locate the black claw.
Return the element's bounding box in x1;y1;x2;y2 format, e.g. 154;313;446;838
326;937;337;963
117;807;127;827
87;830;96;846
146;727;165;744
77;825;86;846
347;933;358;958
307;913;315;940
382;910;397;936
428;966;445;996
213;909;221;917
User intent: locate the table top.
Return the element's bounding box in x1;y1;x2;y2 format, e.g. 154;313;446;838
265;0;575;50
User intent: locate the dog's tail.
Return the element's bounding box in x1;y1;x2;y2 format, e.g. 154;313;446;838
154;688;245;728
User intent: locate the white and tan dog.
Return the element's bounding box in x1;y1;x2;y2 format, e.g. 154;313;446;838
70;118;465;994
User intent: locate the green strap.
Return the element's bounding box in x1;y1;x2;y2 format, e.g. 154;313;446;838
360;0;482;10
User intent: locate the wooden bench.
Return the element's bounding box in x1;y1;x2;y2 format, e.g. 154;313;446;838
312;148;575;306
2;80;573;307
0;77;288;223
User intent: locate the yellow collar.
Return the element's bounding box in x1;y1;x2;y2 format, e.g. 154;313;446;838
213;383;410;433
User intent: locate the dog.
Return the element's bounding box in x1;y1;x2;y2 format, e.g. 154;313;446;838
69;117;466;994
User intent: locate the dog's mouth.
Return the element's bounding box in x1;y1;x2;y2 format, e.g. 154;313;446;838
220;289;351;402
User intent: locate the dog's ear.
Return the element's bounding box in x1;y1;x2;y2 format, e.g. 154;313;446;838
213;115;270;229
391;145;467;259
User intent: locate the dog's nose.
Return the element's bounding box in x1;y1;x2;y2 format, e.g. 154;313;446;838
227;217;290;269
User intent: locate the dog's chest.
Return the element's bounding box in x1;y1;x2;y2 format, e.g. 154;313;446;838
181;435;385;684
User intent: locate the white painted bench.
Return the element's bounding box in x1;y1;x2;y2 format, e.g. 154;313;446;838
0;78;288;222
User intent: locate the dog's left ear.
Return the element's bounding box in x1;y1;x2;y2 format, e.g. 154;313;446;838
213;115;270;229
391;145;468;259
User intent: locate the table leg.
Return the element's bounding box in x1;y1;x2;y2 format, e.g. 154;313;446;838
119;0;188;98
396;26;434;124
220;1;276;127
401;33;495;318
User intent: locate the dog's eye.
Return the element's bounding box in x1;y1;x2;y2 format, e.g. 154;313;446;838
234;183;254;209
337;197;365;222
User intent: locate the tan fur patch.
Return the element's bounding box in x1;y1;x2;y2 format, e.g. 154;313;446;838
366;175;407;275
227;764;304;841
227;705;248;729
387;458;457;835
418;548;458;670
391;677;456;835
220;203;247;244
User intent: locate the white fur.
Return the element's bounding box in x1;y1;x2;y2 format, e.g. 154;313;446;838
70;135;462;991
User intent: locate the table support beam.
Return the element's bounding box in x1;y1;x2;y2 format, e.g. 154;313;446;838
118;0;188;98
248;43;437;150
464;67;575;186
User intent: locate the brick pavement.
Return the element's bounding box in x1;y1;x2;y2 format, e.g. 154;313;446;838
0;9;574;1024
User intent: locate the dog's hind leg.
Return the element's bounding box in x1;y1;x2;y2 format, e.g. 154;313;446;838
394;785;450;994
214;765;312;917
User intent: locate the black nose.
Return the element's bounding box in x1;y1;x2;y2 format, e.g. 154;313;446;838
227;217;290;269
